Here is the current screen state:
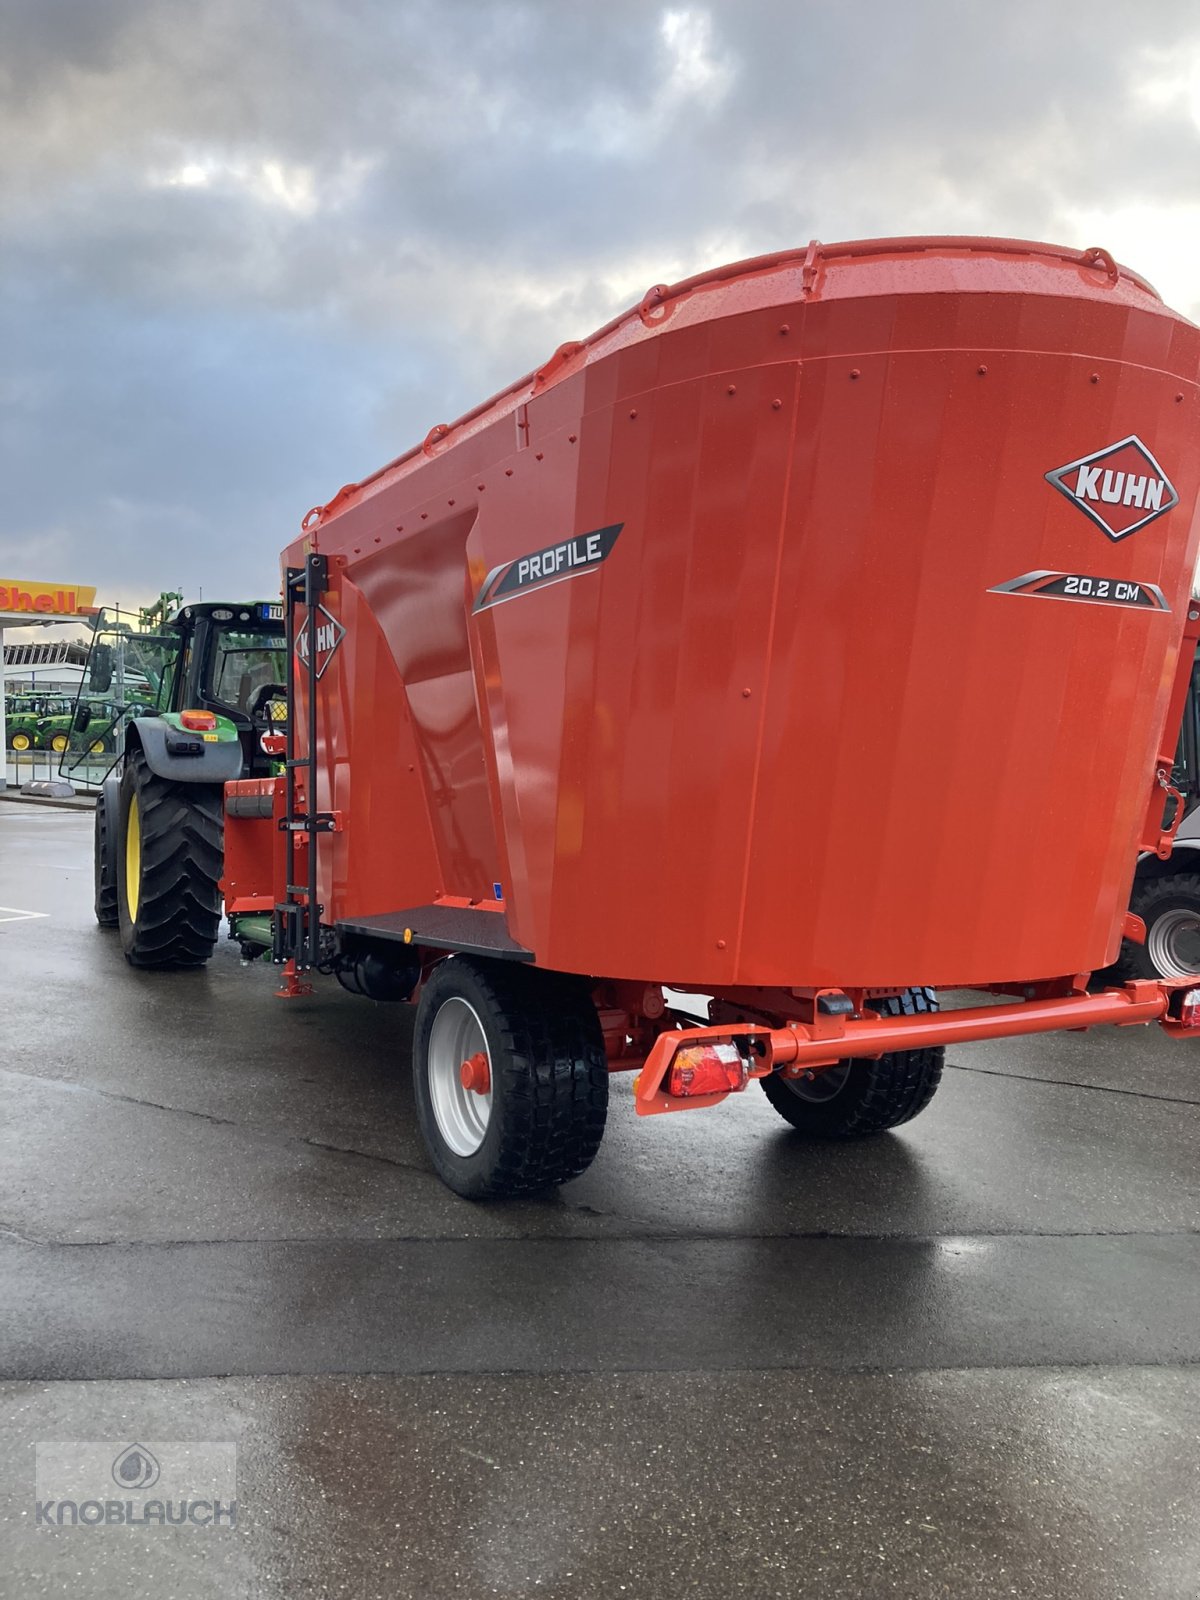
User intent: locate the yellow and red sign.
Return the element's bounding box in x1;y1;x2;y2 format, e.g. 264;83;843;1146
0;581;98;618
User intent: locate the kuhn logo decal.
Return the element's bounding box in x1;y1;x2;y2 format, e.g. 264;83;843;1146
1045;436;1178;541
472;523;622;612
295;604;344;678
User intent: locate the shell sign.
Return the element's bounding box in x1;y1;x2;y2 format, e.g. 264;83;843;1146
0;582;98;617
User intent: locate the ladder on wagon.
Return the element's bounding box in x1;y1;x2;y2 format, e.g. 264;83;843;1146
273;552;336;994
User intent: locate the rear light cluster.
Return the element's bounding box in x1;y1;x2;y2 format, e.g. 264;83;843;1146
180;709;218;731
1179;988;1200;1029
668;1041;748;1097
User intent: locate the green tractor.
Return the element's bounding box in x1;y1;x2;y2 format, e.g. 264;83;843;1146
89;599;287;966
37;698;83;755
6;695;45;752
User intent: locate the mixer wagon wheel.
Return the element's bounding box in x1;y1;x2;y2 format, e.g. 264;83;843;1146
93;785;119;928
116;747;224;968
1107;873;1200;982
760;987;944;1137
412;956;609;1200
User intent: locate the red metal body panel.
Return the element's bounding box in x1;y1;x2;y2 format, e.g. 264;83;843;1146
222;778;287;914
284;238;1200;990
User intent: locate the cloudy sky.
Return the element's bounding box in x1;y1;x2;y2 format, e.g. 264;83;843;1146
3;0;1200;620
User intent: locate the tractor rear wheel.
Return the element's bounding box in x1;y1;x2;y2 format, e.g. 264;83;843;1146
413;956;609;1199
116;747;224;968
760;987;943;1137
94;785;119;928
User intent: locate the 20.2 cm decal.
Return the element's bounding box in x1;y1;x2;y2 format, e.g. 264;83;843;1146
989;570;1169;611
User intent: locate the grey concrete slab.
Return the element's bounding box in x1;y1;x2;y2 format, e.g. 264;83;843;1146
3;1231;1200;1382
2;1367;1199;1600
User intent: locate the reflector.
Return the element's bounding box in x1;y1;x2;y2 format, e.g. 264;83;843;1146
1179;988;1200;1028
668;1041;747;1097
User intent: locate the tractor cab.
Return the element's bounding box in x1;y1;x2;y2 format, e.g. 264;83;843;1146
64;598;287;787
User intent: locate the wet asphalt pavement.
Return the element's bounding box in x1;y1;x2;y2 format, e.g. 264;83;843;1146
1;800;1199;1597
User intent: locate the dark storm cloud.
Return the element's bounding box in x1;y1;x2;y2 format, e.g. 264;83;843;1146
2;0;1199;607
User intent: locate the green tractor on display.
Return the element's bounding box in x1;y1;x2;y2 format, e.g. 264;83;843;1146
86;598;287;963
37;699;86;755
6;695;46;753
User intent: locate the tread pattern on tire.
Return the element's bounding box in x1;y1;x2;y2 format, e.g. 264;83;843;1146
760;987;944;1138
94;788;118;928
1101;871;1200;983
119;747;224;968
415;956;609;1199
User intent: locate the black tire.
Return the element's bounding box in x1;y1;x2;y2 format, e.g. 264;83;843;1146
1105;872;1200;982
760;987;943;1137
413;956;609;1199
116;746;224;968
94;785;119;928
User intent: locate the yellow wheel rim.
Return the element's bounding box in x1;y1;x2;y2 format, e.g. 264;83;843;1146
89;740;105;754
11;733;30;751
51;734;68;753
125;794;141;922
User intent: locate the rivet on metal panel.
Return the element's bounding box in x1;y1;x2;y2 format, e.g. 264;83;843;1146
716;939;727;950
1090;373;1100;384
448;498;455;506
568;434;578;444
779;323;790;335
505;468;514;476
977;365;988;376
535;452;544;461
800;239;823;297
421;512;429;520
741;687;752;698
1177;393;1185;403
374;536;381;544
477;483;485;491
771;398;782;410
727;385;737;396
849;368;861;380
629;408;638;419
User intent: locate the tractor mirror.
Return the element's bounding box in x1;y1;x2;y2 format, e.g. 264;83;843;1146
73;704;93;733
89;643;113;693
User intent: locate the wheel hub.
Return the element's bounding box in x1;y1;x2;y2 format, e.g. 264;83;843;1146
459;1052;491;1095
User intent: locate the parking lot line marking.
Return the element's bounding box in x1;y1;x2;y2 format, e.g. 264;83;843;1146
0;907;50;923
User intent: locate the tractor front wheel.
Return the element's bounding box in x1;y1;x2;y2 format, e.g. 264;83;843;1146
413;956;609;1199
760;987;944;1137
116;747;224;968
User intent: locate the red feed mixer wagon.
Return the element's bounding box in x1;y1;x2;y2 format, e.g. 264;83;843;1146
113;236;1200;1198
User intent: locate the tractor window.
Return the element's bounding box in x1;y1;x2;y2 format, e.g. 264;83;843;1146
208;629;287;717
